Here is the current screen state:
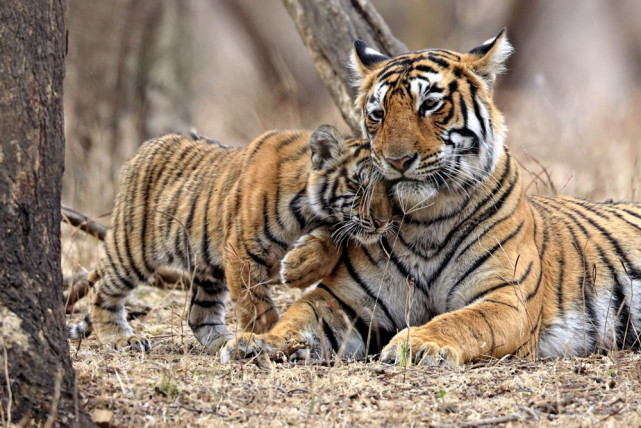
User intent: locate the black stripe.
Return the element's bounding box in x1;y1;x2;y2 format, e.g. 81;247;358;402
558;201;641;277
190;322;225;330
242;240;269;268
196;278;227;294
246;130;279;163
413;64;437;74
139;142;171;274
428;55;449;69
469;84;487;139
105;240;137;290
455;206;517;261
524;260;544;302
446;221;524;309
289;189;308;229
317;283;389;354
459;92;468;124
164;147;209;245
531;199;599;347
201;180;216;268
321;318;340;353
191;299;225;309
472;309;495;352
273;186;287;231
262;194;288;249
152;144;198;256
465;261;533;305
277;133;301;150
379;236;429;298
427;156;517;286
342;251;396;327
484;299;519;311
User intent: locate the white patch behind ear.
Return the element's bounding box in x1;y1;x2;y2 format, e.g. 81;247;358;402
348;50;365;87
349;40;389;86
468;29;514;77
486;34;514;75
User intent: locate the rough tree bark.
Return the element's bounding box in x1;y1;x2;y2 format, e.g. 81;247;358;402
0;1;94;426
282;0;406;134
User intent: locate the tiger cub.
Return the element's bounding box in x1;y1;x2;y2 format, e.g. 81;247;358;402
68;125;393;352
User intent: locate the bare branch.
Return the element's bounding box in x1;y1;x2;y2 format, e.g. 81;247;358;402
282;0;406;134
63;267;189;310
61;206;108;240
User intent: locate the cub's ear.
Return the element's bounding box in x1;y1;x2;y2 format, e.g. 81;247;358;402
310;125;345;170
464;28;513;86
350;40;390;82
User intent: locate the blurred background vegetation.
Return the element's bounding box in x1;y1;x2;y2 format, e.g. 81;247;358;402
63;0;641;216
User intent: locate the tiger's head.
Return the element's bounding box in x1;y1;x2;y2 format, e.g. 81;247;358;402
307;124;393;244
351;30;513;212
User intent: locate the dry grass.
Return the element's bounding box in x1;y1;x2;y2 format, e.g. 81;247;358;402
61;89;641;426
66;271;641;427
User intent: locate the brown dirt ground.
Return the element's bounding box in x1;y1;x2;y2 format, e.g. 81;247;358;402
66;277;641;427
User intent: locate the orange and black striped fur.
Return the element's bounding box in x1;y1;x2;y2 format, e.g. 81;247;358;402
221;30;641;366
68;125;392;352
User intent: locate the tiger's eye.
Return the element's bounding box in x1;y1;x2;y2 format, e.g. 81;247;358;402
419;98;440;116
368;109;384;122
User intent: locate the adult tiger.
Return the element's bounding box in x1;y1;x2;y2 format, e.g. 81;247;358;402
221;30;641;365
67;125;393;352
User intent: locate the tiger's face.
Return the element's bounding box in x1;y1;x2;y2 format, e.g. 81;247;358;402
307;125;393;244
351;30;513;212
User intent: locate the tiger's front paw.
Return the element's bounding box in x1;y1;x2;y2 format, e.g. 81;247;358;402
109;335;152;353
380;328;462;367
219;333;266;363
219;331;310;363
280;234;338;289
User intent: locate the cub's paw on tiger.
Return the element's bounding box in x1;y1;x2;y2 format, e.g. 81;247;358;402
105;335;151;353
280;232;339;289
219;331;311;363
380;328;463;368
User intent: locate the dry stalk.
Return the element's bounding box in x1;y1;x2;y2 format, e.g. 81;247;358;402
43;365;63;428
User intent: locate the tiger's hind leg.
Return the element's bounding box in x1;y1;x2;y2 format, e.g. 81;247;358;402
188;272;234;353
90;262;151;352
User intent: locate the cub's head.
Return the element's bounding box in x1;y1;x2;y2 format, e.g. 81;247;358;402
351;30;513;211
307;124;393;244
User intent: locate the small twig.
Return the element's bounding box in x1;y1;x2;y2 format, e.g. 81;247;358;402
601;405;626;421
61;206;109;240
166;404;228;418
2;344;11;427
603;396;623;407
44;365;63;428
460;413;521;427
517;406;540;421
270;386;310;396
63;272;91;309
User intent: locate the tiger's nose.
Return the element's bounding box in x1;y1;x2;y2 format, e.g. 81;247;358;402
385;154;417;172
373;218;387;229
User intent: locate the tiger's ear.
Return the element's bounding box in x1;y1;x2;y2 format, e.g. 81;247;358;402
464;28;513;85
350;40;390;82
310;125;345;170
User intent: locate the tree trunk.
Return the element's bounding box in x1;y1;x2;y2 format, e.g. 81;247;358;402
0;1;94;426
282;0;406;134
64;0;194;214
